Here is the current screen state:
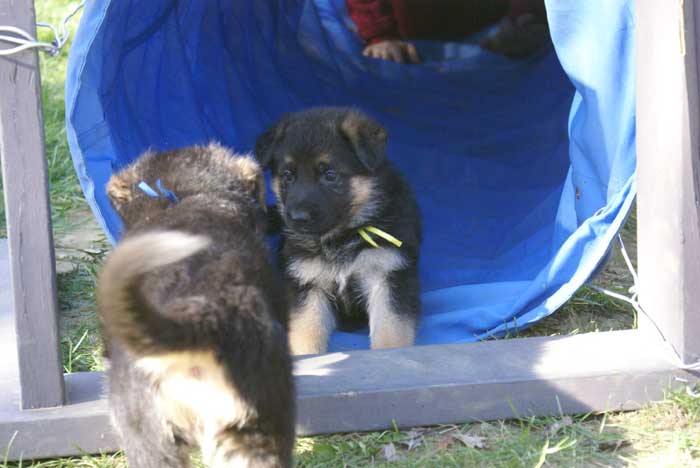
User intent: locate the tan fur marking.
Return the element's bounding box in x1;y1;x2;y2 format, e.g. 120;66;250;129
105;150;158;212
203;439;281;468
106;174;135;207
236;157;265;207
350;176;374;210
316;153;332;164
288;289;336;356
203;144;265;204
349;176;379;224
136;350;254;440
360;275;415;349
339;114;361;142
271;177;281;200
230;156;262;185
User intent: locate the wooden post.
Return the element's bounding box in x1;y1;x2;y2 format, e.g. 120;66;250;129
637;0;700;364
0;0;65;408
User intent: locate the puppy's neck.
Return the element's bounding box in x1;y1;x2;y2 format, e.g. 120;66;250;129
285;225;381;263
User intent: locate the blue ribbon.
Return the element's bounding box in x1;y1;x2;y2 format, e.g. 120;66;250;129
137;179;179;204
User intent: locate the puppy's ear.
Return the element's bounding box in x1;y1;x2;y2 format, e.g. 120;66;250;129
255;118;289;169
230;157;266;207
106;173;134;216
339;111;388;172
254;173;267;209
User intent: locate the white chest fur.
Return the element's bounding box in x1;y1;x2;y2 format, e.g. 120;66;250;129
287;248;407;294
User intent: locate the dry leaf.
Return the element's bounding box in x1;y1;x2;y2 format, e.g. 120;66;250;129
452;433;488;449
437;435;456;450
436;425;459;434
545;416;573;437
405;429;425;438
400;432;423;451
381;442;399;462
598;439;631;452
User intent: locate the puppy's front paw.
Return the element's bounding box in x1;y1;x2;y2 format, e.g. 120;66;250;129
288;325;329;356
369;314;416;350
288;288;335;356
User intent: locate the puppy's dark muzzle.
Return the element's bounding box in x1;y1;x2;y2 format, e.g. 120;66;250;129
287;208;316;232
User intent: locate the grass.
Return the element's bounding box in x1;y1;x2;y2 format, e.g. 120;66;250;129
2;0;697;466
291;388;700;468
0;0;89;237
57;261;104;373
3;387;700;467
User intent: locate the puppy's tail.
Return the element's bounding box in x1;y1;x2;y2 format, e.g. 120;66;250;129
97;231;211;354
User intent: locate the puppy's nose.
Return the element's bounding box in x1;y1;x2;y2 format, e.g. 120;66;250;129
288;208;312;224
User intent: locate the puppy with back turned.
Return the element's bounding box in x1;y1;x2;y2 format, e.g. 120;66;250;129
98;143;294;468
255;107;421;355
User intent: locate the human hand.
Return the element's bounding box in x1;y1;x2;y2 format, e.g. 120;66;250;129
362;40;420;64
480;16;550;59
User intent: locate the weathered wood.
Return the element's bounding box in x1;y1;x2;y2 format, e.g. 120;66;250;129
0;373;116;461
636;0;700;364
0;328;692;461
0;0;65;408
0;240;20;402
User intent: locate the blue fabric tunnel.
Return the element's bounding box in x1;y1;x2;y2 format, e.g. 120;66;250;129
65;0;636;351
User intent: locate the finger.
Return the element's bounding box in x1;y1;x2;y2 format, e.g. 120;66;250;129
372;49;385;59
406;44;420;64
389;49;404;63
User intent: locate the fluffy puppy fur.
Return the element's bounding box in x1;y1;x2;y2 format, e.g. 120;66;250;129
98;143;294;468
255;107;422;355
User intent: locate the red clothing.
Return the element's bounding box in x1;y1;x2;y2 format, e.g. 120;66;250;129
346;0;545;44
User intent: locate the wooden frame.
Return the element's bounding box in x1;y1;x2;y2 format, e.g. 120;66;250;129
0;327;692;460
0;0;64;411
636;0;700;365
1;0;699;461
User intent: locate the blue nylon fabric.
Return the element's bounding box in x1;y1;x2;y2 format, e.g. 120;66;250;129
65;0;636;350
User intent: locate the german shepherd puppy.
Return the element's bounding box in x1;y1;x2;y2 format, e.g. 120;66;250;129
98;144;294;468
255;108;421;355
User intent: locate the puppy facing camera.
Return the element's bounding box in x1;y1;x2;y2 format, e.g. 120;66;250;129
255;107;422;355
98;143;294;468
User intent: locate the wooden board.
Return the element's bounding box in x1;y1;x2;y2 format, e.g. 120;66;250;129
636;0;700;364
0;240;21;413
0;328;693;460
0;0;65;408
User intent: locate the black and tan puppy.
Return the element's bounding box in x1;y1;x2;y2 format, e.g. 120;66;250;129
98;144;294;468
255;107;421;355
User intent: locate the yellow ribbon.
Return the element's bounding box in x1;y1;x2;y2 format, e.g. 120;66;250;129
357;226;403;248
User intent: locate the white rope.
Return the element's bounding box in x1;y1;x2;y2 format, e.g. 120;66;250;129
617;234;638;298
0;1;85;57
589;284;644;321
591;235;700;394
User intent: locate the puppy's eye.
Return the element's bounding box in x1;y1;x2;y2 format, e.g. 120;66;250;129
322;169;339;183
281;169;295;184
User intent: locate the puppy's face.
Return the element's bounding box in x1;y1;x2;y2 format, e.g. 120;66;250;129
255;108;387;236
107;143;265;227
